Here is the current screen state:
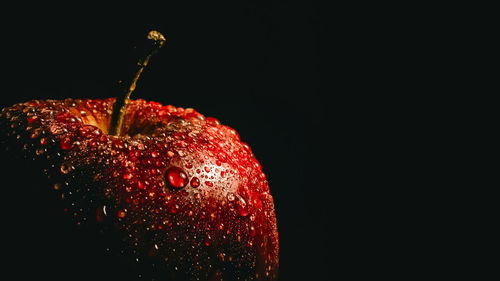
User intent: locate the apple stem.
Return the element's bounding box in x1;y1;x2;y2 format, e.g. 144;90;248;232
109;30;166;136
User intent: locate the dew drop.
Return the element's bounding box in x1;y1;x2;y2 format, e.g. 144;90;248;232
227;193;236;202
218;153;227;163
118;210;126;218
249;226;256;237
60;164;71;174
165;166;188;189
237;197;249;217
194;193;202;200
170;204;179;214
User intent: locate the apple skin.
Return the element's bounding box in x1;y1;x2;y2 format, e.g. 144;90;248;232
0;98;279;281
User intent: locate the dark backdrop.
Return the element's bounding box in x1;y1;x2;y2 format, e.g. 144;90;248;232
0;2;328;280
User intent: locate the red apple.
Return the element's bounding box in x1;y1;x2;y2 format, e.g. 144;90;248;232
0;31;278;280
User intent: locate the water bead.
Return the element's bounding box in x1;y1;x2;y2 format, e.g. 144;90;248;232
227;193;236;202
165;166;188;189
190;177;200;188
237;197;249;217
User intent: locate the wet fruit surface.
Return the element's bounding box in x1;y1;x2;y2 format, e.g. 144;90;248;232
0;98;279;280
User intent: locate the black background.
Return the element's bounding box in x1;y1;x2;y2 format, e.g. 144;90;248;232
0;2;328;280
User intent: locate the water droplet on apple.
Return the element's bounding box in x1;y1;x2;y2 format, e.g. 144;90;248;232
190;177;200;188
170;204;179;214
194;193;202;200
218;153;227;163
237;197;249;217
60;163;71;174
165;166;188;189
30;130;40;139
249;225;256;237
118;210;126;218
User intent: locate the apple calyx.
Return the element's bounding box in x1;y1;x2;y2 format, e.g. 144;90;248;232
109;30;166;136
